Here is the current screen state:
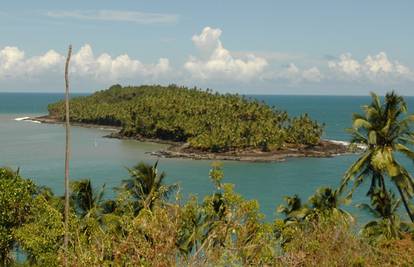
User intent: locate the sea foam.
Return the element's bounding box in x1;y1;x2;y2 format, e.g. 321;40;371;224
14;117;30;121
14;117;41;124
328;139;367;150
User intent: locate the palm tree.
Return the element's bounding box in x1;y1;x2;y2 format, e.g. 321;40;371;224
340;91;414;222
277;195;310;224
357;188;413;240
309;187;353;219
121;161;177;213
177;203;209;256
277;187;352;224
70;179;105;218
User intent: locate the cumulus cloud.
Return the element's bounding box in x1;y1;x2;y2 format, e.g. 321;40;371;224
328;52;413;81
0;44;170;82
264;63;323;83
1;26;413;92
328;53;360;77
71;44;170;81
0;46;64;79
191;27;222;56
302;67;323;82
184;27;268;81
47;10;178;24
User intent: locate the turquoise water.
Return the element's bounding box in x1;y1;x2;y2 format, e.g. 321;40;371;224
1;93;413;222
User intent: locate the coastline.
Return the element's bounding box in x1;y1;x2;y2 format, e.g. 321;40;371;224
24;115;354;162
24;115;122;132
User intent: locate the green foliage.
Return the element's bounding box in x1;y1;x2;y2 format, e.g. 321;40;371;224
358;189;414;241
56;162;277;266
176;168;276;266
13;195;63;266
341;91;414;223
120;161;178;213
285;113;324;145
1;160;414;266
48;84;324;151
209;161;224;189
70;179;105;218
277;187;352;224
275;187;353;248
0;168;36;265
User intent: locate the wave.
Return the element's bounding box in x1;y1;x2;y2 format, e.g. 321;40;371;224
328;139;350;146
14;117;41;124
328;139;367;150
27;120;41;124
14;116;30;121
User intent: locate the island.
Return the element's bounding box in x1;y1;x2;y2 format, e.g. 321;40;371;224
32;84;350;162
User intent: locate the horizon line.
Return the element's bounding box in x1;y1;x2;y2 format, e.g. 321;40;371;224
0;91;412;97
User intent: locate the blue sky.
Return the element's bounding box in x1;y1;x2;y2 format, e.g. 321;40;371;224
1;0;414;95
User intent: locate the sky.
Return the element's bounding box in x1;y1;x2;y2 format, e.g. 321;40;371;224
1;0;414;95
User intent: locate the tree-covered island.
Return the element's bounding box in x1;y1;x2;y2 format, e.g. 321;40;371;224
36;84;348;161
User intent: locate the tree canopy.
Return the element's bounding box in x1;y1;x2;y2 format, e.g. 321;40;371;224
48;84;324;152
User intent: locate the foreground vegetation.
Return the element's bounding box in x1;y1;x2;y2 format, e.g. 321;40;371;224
1;162;414;266
2;91;414;266
48;84;324;152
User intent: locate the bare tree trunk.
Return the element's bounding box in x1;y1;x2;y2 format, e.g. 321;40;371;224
64;45;72;266
396;185;414;222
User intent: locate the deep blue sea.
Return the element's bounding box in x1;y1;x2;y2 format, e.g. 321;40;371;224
1;92;413;222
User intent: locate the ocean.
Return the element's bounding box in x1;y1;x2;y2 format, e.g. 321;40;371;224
1;92;413;221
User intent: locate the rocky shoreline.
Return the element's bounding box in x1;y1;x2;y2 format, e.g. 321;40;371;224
25;115;354;162
151;140;350;162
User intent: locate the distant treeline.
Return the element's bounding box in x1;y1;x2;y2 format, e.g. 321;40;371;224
48;84;323;152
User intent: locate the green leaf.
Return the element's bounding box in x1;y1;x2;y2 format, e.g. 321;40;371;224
368;131;377;145
353;118;372;129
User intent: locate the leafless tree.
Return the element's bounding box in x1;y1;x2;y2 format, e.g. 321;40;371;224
63;45;72;266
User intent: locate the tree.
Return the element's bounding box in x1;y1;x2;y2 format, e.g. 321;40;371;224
357;188;413;240
63;44;72;265
308;187;353;219
14;195;63;266
70;179;105;218
340;91;414;222
47;84;324;152
277;187;351;225
277;194;310;224
0;168;36;266
121;161;177;212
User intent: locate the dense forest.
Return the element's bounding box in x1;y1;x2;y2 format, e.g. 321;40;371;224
2;91;414;266
47;84;324;152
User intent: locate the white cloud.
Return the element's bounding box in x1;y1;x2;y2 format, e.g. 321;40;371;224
328;53;360;77
0;44;170;82
0;47;64;79
328;52;413;82
233;51;303;62
0;47;25;78
46;10;178;24
184;27;268;82
277;63;300;80
302;67;323;82
265;63;323;83
364;52;393;74
1;26;413;93
191;27;222;57
71;44;170;80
